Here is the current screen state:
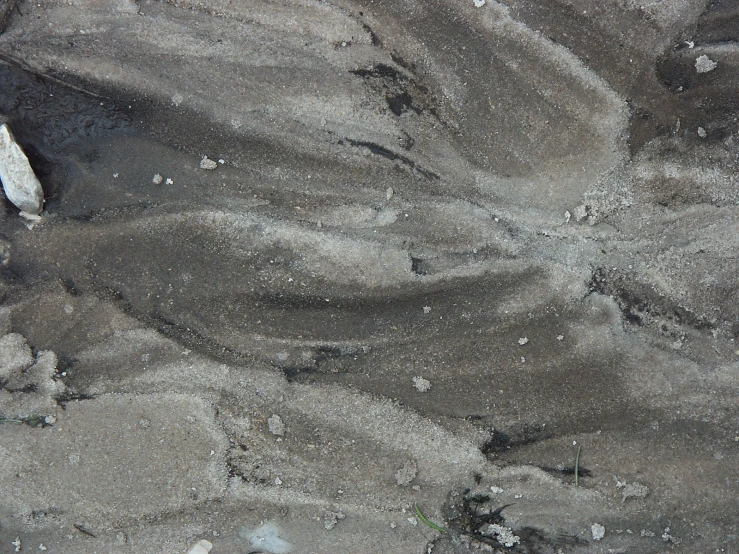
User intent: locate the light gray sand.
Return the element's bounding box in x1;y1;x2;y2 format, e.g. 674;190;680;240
0;1;737;552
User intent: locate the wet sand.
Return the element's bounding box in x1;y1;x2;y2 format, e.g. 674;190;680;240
0;1;737;552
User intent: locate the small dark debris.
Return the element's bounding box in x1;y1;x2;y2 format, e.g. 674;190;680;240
73;523;97;537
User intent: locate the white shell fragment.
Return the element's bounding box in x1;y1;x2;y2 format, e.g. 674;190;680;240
187;539;213;554
0;124;44;214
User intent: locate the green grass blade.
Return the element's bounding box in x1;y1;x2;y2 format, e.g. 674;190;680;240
414;505;446;533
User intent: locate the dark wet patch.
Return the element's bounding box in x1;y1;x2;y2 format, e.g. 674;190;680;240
0;61;127;148
386;91;421;116
3;382;38;393
481;426;553;457
350;63;404;82
345;137;439;179
588;267;714;333
56;390;95;408
654;1;739;141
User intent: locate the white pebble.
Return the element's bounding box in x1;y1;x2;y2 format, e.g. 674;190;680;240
591;523;605;541
413;376;432;392
200;156;218;170
268;414;286;436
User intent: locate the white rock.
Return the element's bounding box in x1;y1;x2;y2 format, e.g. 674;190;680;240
268;414;286;436
187;539;213;554
518;337;529;345
200;156;218;170
619;481;650;501
695;55;717;73
474;0;486;7
152;174;163;184
591;523;606;541
0;124;44;214
483;524;519;547
386;187;394;200
413;376;431;392
697;127;707;138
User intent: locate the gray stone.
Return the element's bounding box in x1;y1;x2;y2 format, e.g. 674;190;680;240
0;124;44;214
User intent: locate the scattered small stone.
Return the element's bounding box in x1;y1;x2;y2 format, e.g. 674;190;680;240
12;537;21;552
518;337;529;345
662;527;680;544
513;493;522;499
640;529;655;537
685;40;695;49
697;127;707;138
490;486;504;494
413;376;431;392
187;539;213;554
115;531;128;544
268;414;286;436
152;174;163;184
564;210;571;223
323;510;345;530
395;461;418;486
200;156;218;170
44;415;56;425
408;517;418;526
386;187;394;200
556;335;564;341
0;124;44;214
218;159;225;164
591;523;606;541
474;0;486;7
695;54;717;73
423;306;431;314
39;545;47;551
113;173;119;178
165;178;174;185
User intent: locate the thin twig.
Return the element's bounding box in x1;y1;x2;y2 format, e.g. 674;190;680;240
574;445;582;487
